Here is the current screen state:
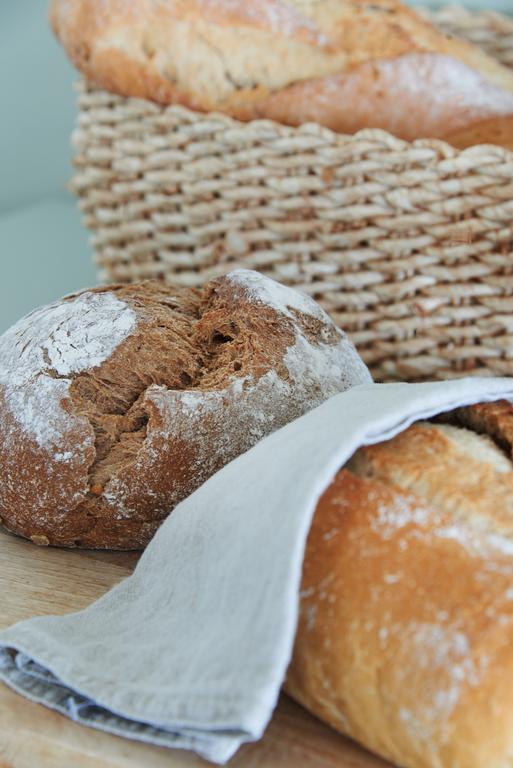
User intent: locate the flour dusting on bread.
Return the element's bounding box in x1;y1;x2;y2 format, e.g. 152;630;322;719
0;270;369;548
200;0;329;44
0;291;136;452
226;268;328;323
100;270;370;523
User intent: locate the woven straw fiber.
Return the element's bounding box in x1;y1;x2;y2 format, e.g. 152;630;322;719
425;5;513;68
71;5;513;382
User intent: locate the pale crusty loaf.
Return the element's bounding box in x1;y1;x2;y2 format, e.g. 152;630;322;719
0;269;370;550
288;400;513;768
49;0;513;144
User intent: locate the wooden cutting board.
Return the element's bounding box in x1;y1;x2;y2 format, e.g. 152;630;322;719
0;528;392;768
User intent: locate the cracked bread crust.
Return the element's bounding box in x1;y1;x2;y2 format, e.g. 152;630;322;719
49;0;513;143
0;270;370;549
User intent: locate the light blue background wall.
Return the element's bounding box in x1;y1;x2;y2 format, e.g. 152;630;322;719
0;2;510;333
0;3;94;334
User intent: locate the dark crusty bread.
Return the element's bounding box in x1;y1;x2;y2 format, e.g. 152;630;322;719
288;399;513;768
0;269;369;550
49;0;513;144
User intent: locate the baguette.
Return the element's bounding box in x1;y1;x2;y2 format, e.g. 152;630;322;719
288;400;513;768
49;0;513;144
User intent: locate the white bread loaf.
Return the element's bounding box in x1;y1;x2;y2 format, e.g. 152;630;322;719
49;0;513;146
288;400;513;768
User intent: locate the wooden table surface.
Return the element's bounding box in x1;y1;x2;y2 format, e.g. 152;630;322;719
0;528;392;768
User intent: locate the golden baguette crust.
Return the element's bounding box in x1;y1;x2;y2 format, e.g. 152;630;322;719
288;400;513;768
443;115;513;151
49;0;513;142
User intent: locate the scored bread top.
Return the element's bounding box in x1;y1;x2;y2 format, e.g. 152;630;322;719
0;269;369;549
49;0;513;141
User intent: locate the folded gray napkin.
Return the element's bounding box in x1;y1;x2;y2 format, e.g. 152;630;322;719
1;377;513;763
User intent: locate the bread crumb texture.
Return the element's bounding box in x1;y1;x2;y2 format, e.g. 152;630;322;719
289;400;513;768
0;269;369;549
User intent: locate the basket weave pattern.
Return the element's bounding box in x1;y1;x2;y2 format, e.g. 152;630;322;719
426;5;513;68
71;6;513;382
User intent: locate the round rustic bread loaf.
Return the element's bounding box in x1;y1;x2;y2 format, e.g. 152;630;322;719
287;399;513;768
0;269;370;550
49;0;513;144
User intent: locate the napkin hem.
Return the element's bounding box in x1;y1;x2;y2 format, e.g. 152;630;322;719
0;646;256;764
0;625;270;738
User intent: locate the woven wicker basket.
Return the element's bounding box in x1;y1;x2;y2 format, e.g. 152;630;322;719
71;5;513;382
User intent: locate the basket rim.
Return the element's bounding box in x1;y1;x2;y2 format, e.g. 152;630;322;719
74;78;513;161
